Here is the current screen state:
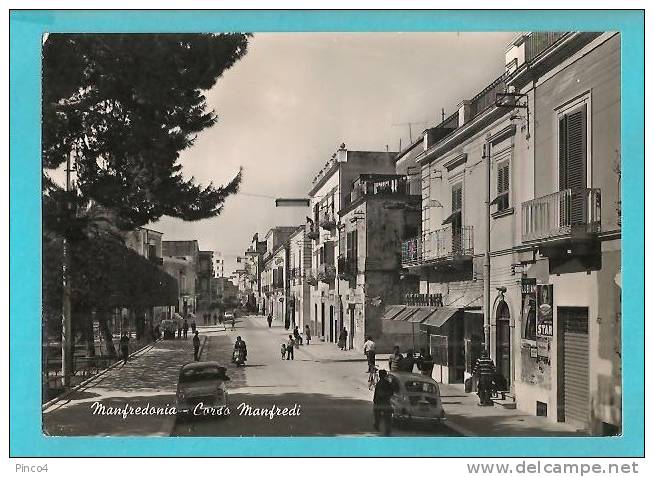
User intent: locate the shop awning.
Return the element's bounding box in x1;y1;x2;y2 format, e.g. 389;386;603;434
420;307;459;330
394;306;420;321
406;306;439;323
381;305;405;320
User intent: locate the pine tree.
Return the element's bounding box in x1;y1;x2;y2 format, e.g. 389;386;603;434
42;33;251;228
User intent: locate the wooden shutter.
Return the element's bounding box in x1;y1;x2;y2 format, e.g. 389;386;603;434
559;104;587;225
452;183;463;212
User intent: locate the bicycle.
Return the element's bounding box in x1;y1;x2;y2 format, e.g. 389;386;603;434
368;365;379;390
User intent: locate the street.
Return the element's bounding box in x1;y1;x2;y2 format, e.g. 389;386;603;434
172;316;459;436
43;315;579;438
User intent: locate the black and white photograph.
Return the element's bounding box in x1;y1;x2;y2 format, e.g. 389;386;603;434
39;28;623;440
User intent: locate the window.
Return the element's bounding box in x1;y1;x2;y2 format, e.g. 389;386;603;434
496;161;510;211
451;182;462;213
558;103;587;192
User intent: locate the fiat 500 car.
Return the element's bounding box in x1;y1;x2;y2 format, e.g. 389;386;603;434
389;372;446;426
176;361;230;418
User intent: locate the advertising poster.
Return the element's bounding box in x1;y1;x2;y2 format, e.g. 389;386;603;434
536;284;554;338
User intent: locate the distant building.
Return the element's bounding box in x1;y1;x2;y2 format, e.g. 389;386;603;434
288;225;312;331
197;250;215;313
261;227;297;327
307;145;397;342
162;240;200;316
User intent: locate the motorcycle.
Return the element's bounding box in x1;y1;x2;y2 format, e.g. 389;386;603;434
232;348;246;366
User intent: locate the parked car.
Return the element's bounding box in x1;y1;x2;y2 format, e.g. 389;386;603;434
176;361;230;419
160;319;176;340
388;372;446;428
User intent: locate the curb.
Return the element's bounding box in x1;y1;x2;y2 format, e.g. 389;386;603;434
442;418;476;437
42;340;159;412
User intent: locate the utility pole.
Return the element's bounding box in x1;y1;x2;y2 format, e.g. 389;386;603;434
61;150;74;387
441;108;445;122
483;142;491;353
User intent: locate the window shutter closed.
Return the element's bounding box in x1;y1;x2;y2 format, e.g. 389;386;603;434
559;104;587;226
452;184;463;212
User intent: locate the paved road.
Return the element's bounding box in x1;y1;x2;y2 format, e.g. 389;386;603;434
171;316;459;437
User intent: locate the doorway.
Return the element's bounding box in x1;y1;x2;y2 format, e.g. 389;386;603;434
321;303;325;338
329;306;334;343
495;301;511;390
349;306;355;349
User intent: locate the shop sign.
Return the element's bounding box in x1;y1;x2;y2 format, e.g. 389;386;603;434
536;284;553;337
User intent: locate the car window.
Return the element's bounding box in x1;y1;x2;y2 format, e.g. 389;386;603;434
404;380;439;394
180;367;225;383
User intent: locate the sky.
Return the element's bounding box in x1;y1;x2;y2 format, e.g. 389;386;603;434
148;32;517;277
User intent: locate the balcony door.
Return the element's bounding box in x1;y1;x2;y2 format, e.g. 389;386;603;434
450;183;463;255
558;103;588;227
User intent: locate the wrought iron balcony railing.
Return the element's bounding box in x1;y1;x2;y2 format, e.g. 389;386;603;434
401;225;474;267
318;263;336;282
524;32;569;63
469;74;506;119
319;212;337;230
306;269;319;287
405;293;444;307
350;174;410;203
337;255;357;279
522;188;601;243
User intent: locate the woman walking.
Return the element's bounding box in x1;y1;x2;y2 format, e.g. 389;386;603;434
305;325;311;345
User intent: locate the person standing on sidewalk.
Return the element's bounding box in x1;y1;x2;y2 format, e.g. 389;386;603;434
120;332;130;365
372;369;396;436
293;326;303;345
338;327;348;350
192;331;201;362
473;350;496;406
402;349;415;372
363;336;376;372
183;319;189;339
388;346;404;372
286;335;295;360
267;314;273;328
305;325;311;345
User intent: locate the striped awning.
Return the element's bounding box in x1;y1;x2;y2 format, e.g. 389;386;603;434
394;306;420;321
420;307;459;331
406;306;439;323
381;305;405;320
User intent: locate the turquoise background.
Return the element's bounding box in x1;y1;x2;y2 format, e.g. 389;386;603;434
10;10;644;457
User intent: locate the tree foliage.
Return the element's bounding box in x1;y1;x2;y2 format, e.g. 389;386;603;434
42;33;250;229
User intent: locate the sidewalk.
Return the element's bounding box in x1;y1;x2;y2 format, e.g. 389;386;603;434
253;321;579;437
42;335;206;436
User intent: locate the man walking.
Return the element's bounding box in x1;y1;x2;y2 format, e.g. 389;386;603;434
182;318;189;339
286;334;295;360
473;350;496;406
373;369;396;436
305;325;311;345
120;332;130;365
338;326;348;350
192;331;201;362
363;336;376;372
293;326;303;345
267;313;273;328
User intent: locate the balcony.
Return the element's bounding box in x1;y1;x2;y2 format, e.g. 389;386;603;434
350;174;410;203
525;32;568;63
405;293;444;307
319;212;337;231
337;255;357;279
306;223;320;240
469;74;506;120
401;226;474;267
318;263;336;282
522;188;601;244
306;269;318;287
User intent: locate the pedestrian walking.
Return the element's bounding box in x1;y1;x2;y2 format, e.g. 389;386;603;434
177;322;182;339
473;350;496;406
192;331;201;362
281;342;287;360
213;313;217;325
363;336;376;372
231;314;236;331
305;325;311;345
267;314;273;328
416;348;434;377
120;332;130;365
338;326;348;350
293;326;303;345
183;319;189;339
373;369;397;436
388;345;403;372
286;335;295;360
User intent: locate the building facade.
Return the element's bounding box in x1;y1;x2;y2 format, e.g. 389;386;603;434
261;227;297;326
504;31;621;434
307;145;397;342
288;225;312;331
197;250;215;314
162;240;200;316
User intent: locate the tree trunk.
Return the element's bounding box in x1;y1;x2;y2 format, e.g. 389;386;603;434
97;309;117;358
